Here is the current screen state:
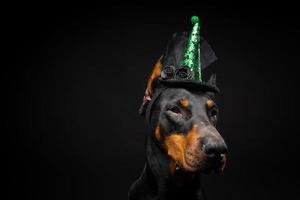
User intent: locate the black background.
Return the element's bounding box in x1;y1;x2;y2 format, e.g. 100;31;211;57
5;2;300;200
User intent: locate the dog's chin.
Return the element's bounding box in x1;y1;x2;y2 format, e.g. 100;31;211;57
181;162;200;173
200;159;226;174
200;155;227;174
198;164;224;174
178;160;225;174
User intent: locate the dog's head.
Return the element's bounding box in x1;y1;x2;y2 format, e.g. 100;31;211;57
139;33;227;175
151;86;227;174
141;76;227;174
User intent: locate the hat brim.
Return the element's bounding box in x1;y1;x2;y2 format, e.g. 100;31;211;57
158;78;219;94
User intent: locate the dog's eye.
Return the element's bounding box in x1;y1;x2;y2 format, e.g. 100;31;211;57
210;109;218;117
168;106;181;114
165;105;183;123
208;107;218;126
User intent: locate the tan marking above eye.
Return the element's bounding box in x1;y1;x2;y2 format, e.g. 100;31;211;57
206;99;215;109
179;98;190;108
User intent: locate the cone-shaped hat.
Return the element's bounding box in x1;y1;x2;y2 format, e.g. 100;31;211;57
160;16;217;86
181;16;202;80
138;16;219;116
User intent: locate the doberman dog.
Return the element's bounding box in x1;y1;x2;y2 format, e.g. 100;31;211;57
129;33;228;200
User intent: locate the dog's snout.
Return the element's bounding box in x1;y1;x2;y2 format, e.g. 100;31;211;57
198;125;227;157
204;142;228;156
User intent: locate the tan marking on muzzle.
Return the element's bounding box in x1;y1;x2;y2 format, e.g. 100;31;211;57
186;125;200;147
164;125;203;172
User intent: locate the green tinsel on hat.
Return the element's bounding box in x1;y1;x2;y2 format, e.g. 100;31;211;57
181;16;202;81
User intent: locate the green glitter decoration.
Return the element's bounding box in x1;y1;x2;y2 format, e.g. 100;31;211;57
181;15;202;81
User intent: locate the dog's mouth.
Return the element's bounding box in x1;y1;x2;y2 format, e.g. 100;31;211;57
200;154;226;174
176;153;226;174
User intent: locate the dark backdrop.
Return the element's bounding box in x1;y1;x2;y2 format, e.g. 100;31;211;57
5;3;300;200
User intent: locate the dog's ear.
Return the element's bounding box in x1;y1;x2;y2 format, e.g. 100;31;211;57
206;73;217;99
139;56;163;116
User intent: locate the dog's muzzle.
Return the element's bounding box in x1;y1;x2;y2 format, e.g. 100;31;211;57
182;124;228;173
200;128;228;173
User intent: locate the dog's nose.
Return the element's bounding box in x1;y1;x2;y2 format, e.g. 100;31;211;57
204;142;228;156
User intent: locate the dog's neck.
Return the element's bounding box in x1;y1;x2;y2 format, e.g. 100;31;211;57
128;132;205;200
